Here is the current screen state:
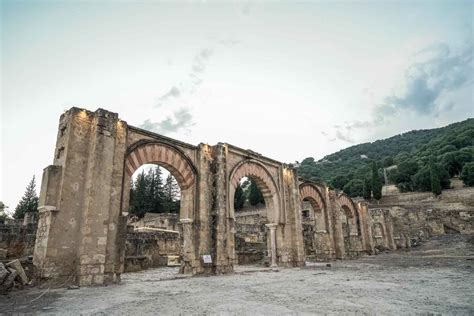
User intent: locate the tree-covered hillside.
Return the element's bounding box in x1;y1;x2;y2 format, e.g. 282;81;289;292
297;118;474;196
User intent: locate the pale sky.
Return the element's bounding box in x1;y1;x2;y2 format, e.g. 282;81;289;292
1;0;473;211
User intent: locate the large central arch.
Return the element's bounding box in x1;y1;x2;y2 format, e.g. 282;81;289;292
120;140;198;273
122;141;197;219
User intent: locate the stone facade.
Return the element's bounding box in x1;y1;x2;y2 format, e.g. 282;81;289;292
33;107;400;286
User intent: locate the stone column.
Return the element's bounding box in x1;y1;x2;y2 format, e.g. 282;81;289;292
179;218;194;274
266;223;278;268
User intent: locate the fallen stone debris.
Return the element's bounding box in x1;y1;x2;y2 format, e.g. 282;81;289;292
0;259;31;294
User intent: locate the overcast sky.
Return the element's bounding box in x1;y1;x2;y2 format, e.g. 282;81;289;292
1;0;473;210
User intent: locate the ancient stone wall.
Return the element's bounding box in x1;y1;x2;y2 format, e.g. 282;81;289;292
129;213;179;231
234;205;268;264
369;187;474;245
0;220;37;260
124;229;180;272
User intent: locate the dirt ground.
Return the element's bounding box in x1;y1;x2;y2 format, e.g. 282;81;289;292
1;234;473;315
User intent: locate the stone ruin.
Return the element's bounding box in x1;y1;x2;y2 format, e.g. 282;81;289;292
31;107;401;286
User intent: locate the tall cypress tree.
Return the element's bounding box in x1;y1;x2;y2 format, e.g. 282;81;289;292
363;177;371;200
430;160;442;196
13;176;39;219
371;161;382;200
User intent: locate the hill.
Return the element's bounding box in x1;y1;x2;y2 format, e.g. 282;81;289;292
297;118;474;196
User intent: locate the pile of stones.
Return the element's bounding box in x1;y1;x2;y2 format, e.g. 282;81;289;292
0;260;29;294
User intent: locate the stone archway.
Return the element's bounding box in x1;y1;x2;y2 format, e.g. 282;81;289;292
121;141;198;273
122;141;197;218
299;183;332;260
228;160;281;267
333;194;361;258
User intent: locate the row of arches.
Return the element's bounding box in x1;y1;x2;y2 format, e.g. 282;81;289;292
122;139;375;269
33;107;399;286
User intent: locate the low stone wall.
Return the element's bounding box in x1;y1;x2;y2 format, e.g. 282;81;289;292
235;223;268;265
125;228;180;272
0;221;37;260
369;187;474;245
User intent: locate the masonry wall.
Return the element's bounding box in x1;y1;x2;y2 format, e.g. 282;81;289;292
0;220;37;260
234;206;268;264
369;187;474;244
124;229;180;272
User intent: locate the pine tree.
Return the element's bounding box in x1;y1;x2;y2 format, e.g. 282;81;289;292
234;185;245;211
13;176;39;219
0;201;8;223
371;161;382;200
248;179;264;206
363;177;371;200
129;170;148;217
163;174;180;213
146;167;164;213
430;160;442;196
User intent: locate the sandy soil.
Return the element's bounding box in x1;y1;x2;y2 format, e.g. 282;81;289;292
1;234;473;315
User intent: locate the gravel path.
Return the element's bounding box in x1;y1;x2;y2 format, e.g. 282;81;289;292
1;234;473;315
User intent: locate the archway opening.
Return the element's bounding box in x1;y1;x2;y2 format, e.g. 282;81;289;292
234;176;271;266
301;198;315;257
340;206;353;239
124;163;184;276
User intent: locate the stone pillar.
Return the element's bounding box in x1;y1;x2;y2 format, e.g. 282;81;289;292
266;223;278;268
329;192;345;259
179;218;194;274
33;108;127;286
384;210;397;251
323;187;336;259
358;203;374;254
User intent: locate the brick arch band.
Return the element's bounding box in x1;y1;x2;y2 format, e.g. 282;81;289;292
337;193;362;236
228;160;280;222
124;141;197;190
299;183;329;232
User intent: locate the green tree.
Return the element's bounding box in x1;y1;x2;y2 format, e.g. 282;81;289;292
382;156;394;167
146;167;164;213
371;161;382;200
234;185;245;211
248;179;264;206
343;179;364;198
129;171;148;217
13;176;39;219
330;175;350;190
163;173;181;213
430;160;442;196
460;162;474;186
363;177;371;200
412;166;432;192
0;202;8;224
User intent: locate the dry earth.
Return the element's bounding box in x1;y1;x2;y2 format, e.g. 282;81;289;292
1;234;473;315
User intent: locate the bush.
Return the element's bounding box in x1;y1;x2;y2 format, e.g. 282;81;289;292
460;162;474;186
343;179;364;197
